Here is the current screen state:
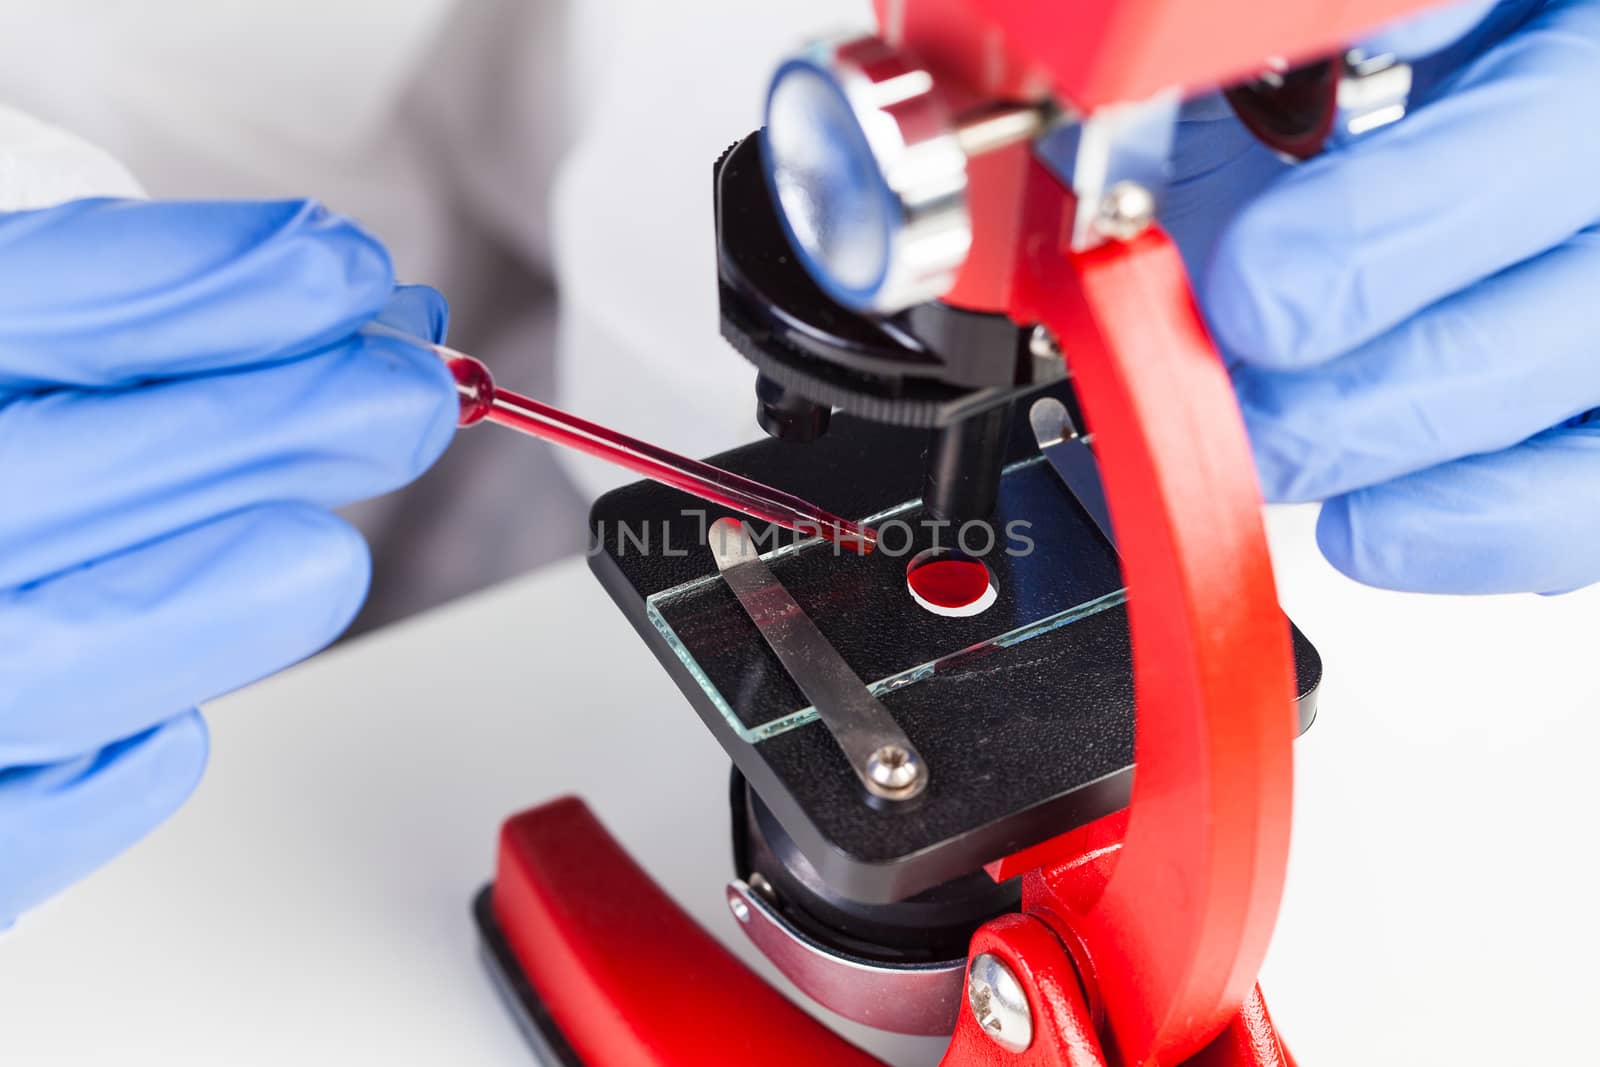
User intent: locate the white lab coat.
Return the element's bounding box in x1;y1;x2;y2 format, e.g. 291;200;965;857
0;0;870;624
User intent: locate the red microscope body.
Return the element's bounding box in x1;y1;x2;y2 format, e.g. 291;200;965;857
479;2;1439;1064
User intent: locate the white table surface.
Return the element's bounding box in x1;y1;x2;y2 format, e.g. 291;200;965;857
3;504;1596;1065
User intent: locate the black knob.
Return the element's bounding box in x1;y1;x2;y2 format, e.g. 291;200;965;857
755;374;831;443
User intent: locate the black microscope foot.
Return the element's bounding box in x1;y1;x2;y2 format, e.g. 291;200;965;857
473;885;588;1066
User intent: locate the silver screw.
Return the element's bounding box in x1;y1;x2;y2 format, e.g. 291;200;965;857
1028;324;1061;361
967;953;1033;1053
1094;180;1156;242
728;894;751;924
747;872;778;903
866;744;922;793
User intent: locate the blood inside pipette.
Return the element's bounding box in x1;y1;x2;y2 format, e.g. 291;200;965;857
445;353;875;553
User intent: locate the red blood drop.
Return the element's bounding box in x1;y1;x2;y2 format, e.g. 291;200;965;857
448;355;495;426
907;557;992;610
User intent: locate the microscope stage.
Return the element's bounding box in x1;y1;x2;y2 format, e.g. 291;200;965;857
589;392;1321;904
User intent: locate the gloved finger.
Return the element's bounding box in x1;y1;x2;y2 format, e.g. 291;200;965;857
1315;420;1600;594
1362;0;1500;59
1206;0;1600;369
378;283;450;345
0;505;368;765
0;317;455;589
0;198;394;391
1161;93;1290;286
1163;1;1511;285
1238;227;1600;502
0;711;206;927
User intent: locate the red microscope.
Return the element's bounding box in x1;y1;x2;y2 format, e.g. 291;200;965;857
472;2;1437;1064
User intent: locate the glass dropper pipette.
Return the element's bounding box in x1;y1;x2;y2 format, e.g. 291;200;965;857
426;341;876;553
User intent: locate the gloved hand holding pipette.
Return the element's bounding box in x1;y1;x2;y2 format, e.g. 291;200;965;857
0;198;459;926
0;195;872;929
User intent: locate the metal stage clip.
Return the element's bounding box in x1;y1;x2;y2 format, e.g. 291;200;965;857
708;518;929;803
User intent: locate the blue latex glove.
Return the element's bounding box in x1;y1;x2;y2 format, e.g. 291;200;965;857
0;198;458;925
1165;0;1600;595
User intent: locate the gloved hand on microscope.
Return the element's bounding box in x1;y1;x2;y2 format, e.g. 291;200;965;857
1164;0;1598;595
2;0;1594;925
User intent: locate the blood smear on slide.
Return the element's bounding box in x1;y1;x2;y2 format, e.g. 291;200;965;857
906;550;997;618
